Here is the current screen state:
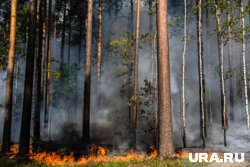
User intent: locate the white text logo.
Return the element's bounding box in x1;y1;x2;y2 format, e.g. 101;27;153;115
189;153;244;163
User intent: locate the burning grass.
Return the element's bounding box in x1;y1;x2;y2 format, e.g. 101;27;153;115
0;145;209;166
0;155;207;167
1;144;159;166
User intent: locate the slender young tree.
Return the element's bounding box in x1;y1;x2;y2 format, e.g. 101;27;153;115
149;0;158;149
68;0;72;66
197;0;206;147
44;0;52;126
227;0;234;122
97;0;102;83
206;0;212;123
40;0;46;115
83;0;93;144
1;0;18;154
240;0;250;129
149;0;154;82
131;0;141;150
60;0;67;72
157;0;175;158
181;0;187;148
33;0;44;150
215;0;227;146
19;0;37;156
128;0;134;129
96;0;103;113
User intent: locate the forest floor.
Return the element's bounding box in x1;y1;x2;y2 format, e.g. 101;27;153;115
1;155;249;167
0;155;207;167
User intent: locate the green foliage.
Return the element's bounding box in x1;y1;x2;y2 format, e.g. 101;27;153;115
139;78;157;135
110;32;134;63
52;70;63;80
169;15;183;38
109;32;134;97
51;63;80;112
0;1;29;71
207;0;250;44
142;0;157;16
224;68;234;80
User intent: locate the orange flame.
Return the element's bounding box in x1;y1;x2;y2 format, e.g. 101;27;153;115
6;144;157;166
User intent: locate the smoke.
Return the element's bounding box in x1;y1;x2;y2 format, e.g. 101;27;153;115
1;0;250;154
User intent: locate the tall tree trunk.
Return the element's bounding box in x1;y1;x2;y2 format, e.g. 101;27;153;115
83;0;93;144
33;0;43;151
97;0;102;82
181;0;187;148
149;0;158;150
157;0;175;158
215;0;227;146
240;0;250;129
60;1;67;72
206;0;212;124
197;0;206;147
1;0;18;154
149;0;154;83
131;0;141;150
19;0;37;156
68;0;72;66
128;0;134;131
44;0;52;128
96;0;103;113
40;0;46;120
227;0;234;122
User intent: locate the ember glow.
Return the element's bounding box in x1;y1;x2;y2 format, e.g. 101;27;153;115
7;145;157;166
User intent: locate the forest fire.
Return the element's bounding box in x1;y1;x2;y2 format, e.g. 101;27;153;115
7;145;157;166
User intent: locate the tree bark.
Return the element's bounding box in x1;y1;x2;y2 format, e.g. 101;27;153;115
206;0;212;124
83;0;93;144
227;0;234;122
157;0;175;158
149;0;158;150
1;0;18;154
60;0;67;72
19;0;37;156
40;0;46;119
97;0;102;83
131;0;141;150
67;0;71;66
33;0;43;151
44;0;52;128
128;0;134;131
240;0;250;129
182;0;187;148
96;0;103;113
197;0;206;147
215;0;228;146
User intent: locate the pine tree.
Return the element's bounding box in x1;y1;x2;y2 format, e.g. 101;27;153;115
131;0;141;150
157;0;175;158
44;0;52;129
19;0;37;156
83;0;93;144
1;0;18;154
